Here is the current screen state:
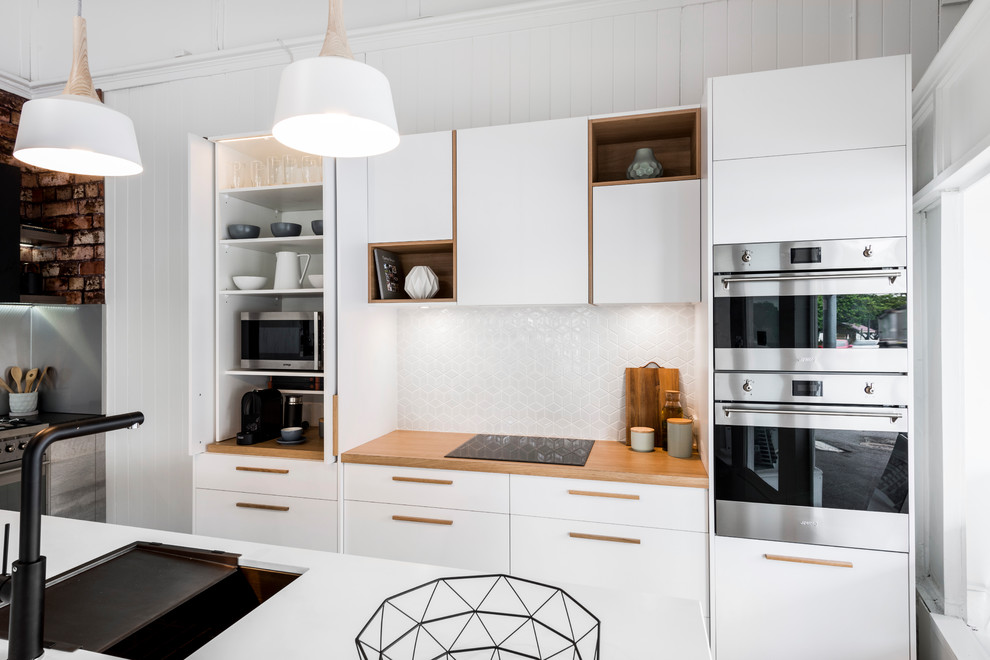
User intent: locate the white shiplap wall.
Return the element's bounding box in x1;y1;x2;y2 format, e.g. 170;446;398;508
105;0;928;531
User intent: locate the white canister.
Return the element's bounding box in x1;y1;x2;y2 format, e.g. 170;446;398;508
667;418;694;458
630;426;654;453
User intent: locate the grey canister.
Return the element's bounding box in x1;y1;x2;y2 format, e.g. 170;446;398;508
667;418;694;458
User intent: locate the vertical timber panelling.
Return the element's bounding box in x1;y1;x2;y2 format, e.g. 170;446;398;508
359;0;923;132
102;0;925;532
105;65;283;532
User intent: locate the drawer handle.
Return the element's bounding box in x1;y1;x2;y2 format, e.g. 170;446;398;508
567;489;639;501
392;515;453;526
569;532;640;545
764;554;853;569
392;476;454;486
236;502;290;512
236;467;289;475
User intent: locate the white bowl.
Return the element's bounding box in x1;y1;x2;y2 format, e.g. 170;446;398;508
9;392;38;415
307;274;324;289
233;276;268;290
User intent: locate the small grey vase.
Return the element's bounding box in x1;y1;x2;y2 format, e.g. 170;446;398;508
626;147;663;180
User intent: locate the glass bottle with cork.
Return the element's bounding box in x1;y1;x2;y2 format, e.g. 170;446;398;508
659;390;682;450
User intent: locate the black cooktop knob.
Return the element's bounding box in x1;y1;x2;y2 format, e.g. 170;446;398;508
18;442;26;450
4;445;13;453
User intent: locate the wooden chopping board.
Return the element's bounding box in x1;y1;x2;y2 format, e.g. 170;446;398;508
625;362;680;444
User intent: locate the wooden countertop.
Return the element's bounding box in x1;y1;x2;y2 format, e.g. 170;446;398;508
342;430;709;488
206;426;324;461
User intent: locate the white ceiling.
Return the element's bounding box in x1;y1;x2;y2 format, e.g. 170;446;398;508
0;0;538;84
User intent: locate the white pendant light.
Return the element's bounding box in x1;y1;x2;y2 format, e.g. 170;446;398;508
272;0;399;158
14;5;142;177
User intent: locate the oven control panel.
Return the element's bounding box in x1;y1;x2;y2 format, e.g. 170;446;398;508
715;372;909;407
713;236;906;273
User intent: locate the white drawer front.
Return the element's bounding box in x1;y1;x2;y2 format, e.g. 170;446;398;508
714;536;909;660
344;464;508;513
194;488;337;552
195;453;336;500
510;475;707;532
511;516;709;615
344;500;509;572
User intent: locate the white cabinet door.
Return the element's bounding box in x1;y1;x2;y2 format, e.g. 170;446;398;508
344;500;509;572
511;516;709;615
368;131;453;243
592;180;700;304
712;55;907;161
712;147;907;245
194;488;337;552
713;536;909;660
457;118;589;306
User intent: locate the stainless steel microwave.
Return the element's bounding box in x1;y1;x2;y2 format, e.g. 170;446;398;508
240;311;322;371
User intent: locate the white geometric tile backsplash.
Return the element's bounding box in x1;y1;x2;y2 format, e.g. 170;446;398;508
397;304;697;441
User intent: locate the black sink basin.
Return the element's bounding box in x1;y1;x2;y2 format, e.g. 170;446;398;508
0;541;300;660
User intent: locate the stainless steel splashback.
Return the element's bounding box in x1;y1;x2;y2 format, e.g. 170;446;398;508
30;305;104;414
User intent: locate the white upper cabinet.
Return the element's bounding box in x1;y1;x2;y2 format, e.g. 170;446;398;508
712;55;908;161
712;147;908;244
456;118;589;306
368;131;453;243
593;180;700;303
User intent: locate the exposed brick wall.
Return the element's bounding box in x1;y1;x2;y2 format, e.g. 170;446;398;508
1;88;105;304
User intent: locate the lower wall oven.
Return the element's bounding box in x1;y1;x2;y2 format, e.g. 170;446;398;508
712;372;909;553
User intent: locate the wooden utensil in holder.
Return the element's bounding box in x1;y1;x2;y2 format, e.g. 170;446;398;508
624;361;679;446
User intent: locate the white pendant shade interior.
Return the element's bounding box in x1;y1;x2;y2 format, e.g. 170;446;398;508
272;0;399;158
13;10;142;177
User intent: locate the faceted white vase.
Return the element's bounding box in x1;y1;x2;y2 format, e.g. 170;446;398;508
626;147;663;180
404;265;439;299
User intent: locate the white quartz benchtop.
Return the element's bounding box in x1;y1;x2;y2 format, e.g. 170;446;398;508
0;512;711;660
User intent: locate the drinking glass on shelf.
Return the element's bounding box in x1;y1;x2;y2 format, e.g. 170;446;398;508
283;155;296;185
267;156;283;186
230;161;244;188
250;160;266;187
302;156;320;183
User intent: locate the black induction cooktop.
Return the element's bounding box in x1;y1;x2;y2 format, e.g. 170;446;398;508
446;434;595;467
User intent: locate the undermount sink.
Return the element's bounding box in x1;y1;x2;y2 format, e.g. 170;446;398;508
0;541;300;659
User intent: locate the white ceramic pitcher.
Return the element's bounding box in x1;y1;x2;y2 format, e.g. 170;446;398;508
274;251;311;289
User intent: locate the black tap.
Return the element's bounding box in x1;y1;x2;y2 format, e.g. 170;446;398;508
0;412;144;660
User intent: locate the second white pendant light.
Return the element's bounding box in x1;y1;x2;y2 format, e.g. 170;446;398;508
14;5;142;177
272;0;399;158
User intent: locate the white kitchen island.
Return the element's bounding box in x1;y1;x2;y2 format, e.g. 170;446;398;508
0;512;710;660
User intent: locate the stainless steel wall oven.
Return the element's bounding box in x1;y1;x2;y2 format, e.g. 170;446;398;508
712;372;909;553
713;238;907;373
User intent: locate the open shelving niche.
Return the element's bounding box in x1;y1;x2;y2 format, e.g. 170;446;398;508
367;240;456;304
213;134;336;458
589;107;701;186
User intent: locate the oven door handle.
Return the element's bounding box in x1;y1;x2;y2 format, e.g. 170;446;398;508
722;406;904;423
720;269;905;289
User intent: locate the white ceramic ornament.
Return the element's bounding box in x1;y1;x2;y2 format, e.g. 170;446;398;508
404;265;439;299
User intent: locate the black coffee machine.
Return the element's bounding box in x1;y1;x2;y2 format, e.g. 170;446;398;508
237;389;282;445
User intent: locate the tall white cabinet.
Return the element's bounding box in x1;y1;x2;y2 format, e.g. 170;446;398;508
188;134;338;552
706;55;913;660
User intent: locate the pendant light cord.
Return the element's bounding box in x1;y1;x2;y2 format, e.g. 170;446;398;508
77;0;82;17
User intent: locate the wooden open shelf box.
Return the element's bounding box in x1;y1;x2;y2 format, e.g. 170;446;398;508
368;240;456;303
590;108;701;186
